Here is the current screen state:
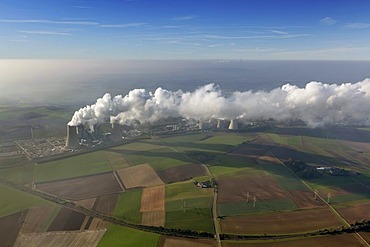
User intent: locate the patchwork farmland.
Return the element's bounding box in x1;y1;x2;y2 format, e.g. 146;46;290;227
2;127;370;246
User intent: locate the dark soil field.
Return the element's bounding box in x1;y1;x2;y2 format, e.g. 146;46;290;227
0;211;26;247
37;172;122;200
286;190;326;208
221;207;343;234
228;136;275;159
158;163;206;183
218;174;286;203
21;205;58;233
47;208;85;231
93;193;119;215
337;202;370;224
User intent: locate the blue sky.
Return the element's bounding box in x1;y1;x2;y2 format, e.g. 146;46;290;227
1;0;370;60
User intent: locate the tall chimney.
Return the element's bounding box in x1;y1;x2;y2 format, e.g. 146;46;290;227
228;119;238;130
65;125;79;148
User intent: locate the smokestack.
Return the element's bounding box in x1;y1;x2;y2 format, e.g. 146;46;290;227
228;119;238;130
65;125;79;148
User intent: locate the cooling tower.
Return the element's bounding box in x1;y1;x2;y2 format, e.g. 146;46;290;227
199;121;204;130
217;119;222;128
65;125;79;148
228;119;238;130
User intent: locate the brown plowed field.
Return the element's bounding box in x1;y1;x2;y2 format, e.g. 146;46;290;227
21;205;57;233
158;236;216;247
218;174;286;203
141;211;165;227
14;229;106;247
116;163;164;189
93;193;119;215
140;185;165;226
337;202;370;223
287;190;326;209
0;211;26;247
158;164;206;183
141;185;165;212
221;207;343;234
47;208;85;231
222;233;367;247
37;172;122;200
74;198;97;209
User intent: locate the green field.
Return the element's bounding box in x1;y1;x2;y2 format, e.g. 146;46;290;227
0;184;49;217
0;164;34;185
97;224;160;247
35;151;112;182
166;180;213;201
165;180;214;233
113;189;143;224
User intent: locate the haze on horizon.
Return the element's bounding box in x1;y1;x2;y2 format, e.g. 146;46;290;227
1;1;370;105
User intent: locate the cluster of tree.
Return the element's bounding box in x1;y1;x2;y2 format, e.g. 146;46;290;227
185;151;217;163
284;159;321;179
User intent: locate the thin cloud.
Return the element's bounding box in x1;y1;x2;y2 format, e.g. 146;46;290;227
320;17;337;26
344;23;370;29
270;30;289;35
17;30;72;36
100;22;146;28
208;44;224;48
0;19;98;25
173;16;195;21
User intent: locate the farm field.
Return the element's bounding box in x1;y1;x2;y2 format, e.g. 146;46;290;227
159;236;216;247
113;189;142;224
140;185;165;226
14;229;106;247
97;224;160;247
36;172;122;200
220;207;343;234
158;163;206;183
21;204;61;233
0;184;49;217
336;202;370;224
35;151;112;183
111;141;194;171
0;211;26;247
0;164;34;185
222;233;367;246
165;180;214;233
47;207;86;231
116;163;164;189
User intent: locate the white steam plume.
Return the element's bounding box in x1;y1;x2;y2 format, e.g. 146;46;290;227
68;78;370;129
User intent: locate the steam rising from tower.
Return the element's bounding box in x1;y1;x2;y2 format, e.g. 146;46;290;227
67;79;370;130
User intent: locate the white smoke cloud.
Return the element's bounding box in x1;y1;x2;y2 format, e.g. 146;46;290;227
68;78;370;129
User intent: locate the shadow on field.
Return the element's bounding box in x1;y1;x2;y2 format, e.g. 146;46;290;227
140;139;237;152
265;126;370;143
105;148;193;164
214;140;370;205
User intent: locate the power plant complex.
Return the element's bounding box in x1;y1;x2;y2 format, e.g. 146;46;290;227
65;118;243;149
